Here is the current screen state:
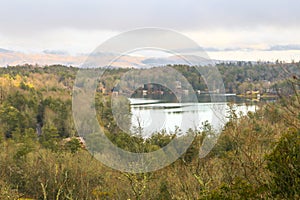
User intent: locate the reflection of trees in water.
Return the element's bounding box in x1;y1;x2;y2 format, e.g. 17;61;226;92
131;90;178;103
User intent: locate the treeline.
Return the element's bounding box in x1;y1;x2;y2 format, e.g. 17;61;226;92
1;62;299;96
172;62;299;94
100;63;299;95
0;64;299;199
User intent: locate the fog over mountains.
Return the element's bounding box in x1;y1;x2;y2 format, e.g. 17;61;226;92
0;48;209;68
1;45;300;67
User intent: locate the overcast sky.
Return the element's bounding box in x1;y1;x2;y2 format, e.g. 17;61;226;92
0;0;300;61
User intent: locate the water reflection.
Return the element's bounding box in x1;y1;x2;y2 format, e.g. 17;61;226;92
129;98;257;137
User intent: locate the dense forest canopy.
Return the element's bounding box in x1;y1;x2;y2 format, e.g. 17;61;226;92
0;63;299;199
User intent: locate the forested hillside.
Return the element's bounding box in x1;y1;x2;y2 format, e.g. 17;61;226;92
0;64;299;199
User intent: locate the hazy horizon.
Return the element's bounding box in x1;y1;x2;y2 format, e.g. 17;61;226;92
1;0;300;65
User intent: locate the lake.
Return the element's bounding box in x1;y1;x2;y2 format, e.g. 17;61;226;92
129;98;257;137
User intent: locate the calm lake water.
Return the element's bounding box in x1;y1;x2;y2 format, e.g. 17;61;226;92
129;98;257;137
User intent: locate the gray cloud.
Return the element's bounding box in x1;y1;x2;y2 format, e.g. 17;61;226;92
267;44;300;51
141;57;187;66
204;47;255;52
43;49;68;55
182;44;300;53
0;0;299;35
180;47;255;53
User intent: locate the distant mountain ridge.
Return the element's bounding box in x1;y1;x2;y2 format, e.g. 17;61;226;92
0;48;216;68
0;48;14;53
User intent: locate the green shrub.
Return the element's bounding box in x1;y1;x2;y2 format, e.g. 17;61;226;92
266;128;300;199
